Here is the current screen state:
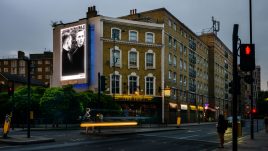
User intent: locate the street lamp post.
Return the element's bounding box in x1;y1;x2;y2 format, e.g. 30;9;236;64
112;31;116;102
23;57;31;138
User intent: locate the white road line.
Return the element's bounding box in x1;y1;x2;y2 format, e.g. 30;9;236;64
140;134;219;144
140;134;198;139
207;132;217;135
178;135;199;139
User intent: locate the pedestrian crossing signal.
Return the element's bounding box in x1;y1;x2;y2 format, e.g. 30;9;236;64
240;44;255;72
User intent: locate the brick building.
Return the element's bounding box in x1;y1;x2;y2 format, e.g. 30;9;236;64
52;6;164;121
121;8;209;123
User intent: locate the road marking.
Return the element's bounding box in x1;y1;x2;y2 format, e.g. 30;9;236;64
140;134;219;144
140;134;198;139
207;132;217;135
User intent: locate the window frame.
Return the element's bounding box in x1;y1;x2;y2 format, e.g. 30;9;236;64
111;27;121;40
129;30;138;42
145;32;155;43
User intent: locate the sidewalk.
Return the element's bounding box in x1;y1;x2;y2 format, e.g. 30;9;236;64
214;130;268;151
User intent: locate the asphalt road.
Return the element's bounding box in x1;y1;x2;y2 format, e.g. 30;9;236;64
0;120;265;151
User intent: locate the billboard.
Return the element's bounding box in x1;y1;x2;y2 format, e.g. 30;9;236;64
60;24;86;81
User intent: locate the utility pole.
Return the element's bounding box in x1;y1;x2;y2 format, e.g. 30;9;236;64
232;24;239;151
26;58;31;138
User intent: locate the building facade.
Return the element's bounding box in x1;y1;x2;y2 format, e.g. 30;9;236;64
199;33;233;118
253;65;261;100
52;6;165;121
121;8;209;123
0;51;52;88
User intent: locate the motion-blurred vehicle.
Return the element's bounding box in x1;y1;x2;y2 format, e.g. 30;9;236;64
227;116;241;127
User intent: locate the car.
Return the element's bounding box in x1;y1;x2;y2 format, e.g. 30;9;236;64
227;116;241;127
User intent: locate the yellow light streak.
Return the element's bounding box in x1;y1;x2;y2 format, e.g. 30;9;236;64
80;121;138;127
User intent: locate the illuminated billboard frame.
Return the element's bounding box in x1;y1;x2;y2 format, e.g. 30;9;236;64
60;24;86;81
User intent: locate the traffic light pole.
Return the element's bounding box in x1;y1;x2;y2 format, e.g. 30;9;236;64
98;72;101;112
232;24;239;151
249;0;254;140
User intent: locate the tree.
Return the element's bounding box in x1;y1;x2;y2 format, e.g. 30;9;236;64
40;85;82;126
76;90;121;118
12;86;45;126
0;92;12;123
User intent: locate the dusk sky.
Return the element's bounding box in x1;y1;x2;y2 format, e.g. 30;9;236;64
0;0;267;90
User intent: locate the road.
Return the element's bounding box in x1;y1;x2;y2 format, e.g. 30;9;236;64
0;120;264;151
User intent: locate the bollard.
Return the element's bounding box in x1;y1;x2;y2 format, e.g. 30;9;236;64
264;117;268;133
237;122;242;137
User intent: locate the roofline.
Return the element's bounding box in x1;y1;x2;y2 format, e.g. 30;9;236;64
199;32;232;54
100;16;164;29
121;8;198;36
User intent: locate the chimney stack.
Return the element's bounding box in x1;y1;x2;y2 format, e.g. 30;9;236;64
87;5;98;18
130;9;137;15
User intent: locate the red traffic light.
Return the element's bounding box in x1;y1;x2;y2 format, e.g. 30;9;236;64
240;44;255;72
245;46;251;55
252;108;256;113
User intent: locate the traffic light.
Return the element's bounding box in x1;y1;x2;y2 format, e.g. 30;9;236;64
240;44;255;72
228;77;241;95
252;107;257;114
100;75;107;92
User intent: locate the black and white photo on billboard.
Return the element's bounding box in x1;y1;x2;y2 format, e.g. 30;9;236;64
61;24;86;80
